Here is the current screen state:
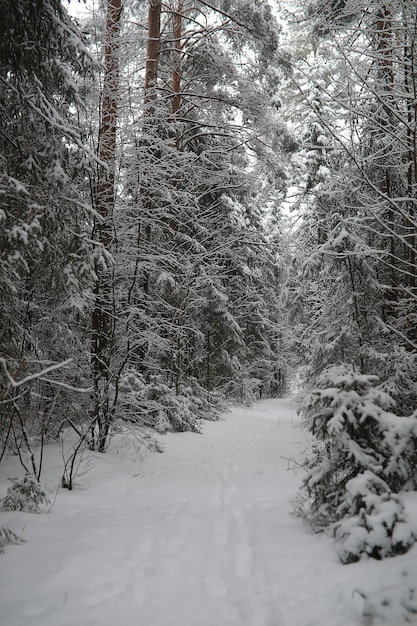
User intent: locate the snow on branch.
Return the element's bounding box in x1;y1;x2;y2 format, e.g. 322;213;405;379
0;358;91;393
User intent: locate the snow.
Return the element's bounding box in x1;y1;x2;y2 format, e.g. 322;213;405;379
1;398;417;626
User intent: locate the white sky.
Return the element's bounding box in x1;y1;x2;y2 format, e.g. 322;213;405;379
67;0;93;19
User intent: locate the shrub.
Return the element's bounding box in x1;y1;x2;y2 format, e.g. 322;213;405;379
295;364;417;562
333;471;415;564
2;475;50;513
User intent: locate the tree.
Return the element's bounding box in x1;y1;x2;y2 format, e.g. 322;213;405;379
90;0;123;452
0;0;98;474
297;364;417;563
287;0;417;411
286;0;417;560
105;0;294;429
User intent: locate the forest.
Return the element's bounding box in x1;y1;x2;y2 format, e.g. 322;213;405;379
2;0;417;602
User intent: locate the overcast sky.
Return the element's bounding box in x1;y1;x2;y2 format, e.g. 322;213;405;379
67;0;92;19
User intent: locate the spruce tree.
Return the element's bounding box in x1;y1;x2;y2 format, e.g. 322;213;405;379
0;0;97;471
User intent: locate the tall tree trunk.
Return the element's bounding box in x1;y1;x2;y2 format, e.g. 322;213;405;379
172;0;183;117
374;4;398;315
376;3;394;89
131;0;162;379
91;0;122;452
144;0;162;104
403;6;417;342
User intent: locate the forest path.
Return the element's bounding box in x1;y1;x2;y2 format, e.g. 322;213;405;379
2;399;366;626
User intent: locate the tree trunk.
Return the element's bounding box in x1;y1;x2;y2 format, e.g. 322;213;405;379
90;0;122;452
172;0;183;117
376;4;394;89
403;7;417;341
144;0;161;104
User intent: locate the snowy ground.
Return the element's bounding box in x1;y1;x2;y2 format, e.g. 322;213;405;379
2;398;417;626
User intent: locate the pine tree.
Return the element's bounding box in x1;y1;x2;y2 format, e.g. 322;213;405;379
105;0;294;428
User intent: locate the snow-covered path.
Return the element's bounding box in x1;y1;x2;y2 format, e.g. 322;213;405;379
2;399;409;626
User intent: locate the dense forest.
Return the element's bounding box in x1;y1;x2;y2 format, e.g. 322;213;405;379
2;0;417;569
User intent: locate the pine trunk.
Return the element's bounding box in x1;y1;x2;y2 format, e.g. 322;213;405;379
144;0;161;102
90;0;122;452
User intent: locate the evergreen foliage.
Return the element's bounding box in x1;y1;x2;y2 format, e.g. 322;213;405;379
2;474;50;514
2;0;417;587
296;364;417;562
284;0;417;563
333;470;414;564
287;0;417;409
104;0;292;436
0;0;291;478
0;0;98;463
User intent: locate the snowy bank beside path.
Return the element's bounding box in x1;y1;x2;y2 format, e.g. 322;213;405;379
2;398;417;626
